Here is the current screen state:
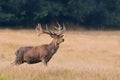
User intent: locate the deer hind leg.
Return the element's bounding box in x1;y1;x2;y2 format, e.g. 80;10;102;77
11;58;23;65
13;56;23;65
14;51;24;65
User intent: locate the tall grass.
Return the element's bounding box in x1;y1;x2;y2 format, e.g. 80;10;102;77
0;29;120;80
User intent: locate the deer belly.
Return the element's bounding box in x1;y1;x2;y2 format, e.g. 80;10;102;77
26;57;41;64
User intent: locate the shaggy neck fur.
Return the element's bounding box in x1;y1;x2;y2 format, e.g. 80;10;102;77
48;40;59;54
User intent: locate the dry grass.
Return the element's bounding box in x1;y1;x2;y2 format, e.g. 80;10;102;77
0;29;120;80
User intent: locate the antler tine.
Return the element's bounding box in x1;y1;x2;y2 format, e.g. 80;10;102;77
57;22;62;29
58;23;66;35
56;22;62;34
55;22;66;35
36;23;53;36
45;24;55;34
62;23;66;33
36;24;42;32
53;26;59;30
56;22;60;27
35;23;43;36
45;24;49;31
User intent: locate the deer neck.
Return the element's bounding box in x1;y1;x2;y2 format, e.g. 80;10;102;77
48;40;59;54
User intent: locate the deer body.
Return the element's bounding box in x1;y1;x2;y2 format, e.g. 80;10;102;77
23;40;59;65
13;23;66;66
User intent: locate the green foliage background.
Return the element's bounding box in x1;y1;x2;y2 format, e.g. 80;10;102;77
0;0;120;29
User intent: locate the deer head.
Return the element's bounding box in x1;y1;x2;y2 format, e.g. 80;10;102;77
36;23;66;45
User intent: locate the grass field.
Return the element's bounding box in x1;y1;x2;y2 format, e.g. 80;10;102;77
0;29;120;80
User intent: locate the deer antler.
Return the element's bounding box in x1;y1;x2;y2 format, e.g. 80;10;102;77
35;23;53;36
35;23;66;36
53;22;66;35
60;23;66;34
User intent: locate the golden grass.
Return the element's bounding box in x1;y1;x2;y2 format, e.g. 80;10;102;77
0;29;120;80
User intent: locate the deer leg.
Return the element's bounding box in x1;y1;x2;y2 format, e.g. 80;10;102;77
42;59;47;66
14;56;24;65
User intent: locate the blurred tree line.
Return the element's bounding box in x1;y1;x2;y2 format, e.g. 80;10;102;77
0;0;120;29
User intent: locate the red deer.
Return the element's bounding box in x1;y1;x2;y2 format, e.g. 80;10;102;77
13;23;66;66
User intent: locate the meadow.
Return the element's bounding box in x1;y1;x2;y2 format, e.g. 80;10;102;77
0;29;120;80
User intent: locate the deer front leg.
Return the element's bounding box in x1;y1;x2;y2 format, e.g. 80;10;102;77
42;59;48;66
